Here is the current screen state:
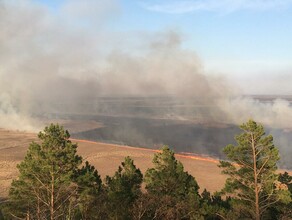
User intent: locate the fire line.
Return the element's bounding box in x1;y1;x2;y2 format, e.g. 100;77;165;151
70;138;219;164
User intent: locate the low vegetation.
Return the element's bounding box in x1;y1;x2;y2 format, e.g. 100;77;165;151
0;120;291;219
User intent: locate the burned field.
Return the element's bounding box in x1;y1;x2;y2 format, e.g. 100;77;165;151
42;96;292;169
1;95;292;197
44;96;238;156
72;115;239;157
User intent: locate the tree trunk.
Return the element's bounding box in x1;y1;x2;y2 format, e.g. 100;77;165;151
26;210;30;220
37;194;41;220
251;133;260;220
50;173;55;220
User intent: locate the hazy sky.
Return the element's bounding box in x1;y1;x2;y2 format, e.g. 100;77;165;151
4;0;292;94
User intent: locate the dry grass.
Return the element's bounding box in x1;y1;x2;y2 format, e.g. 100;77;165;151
0;129;226;197
0;124;291;197
74;139;226;194
0;129;290;198
0;129;37;196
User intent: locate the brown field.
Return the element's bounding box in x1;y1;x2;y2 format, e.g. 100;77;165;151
0;128;227;197
1;128;290;198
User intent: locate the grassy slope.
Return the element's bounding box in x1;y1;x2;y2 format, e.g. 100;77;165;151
0;129;224;196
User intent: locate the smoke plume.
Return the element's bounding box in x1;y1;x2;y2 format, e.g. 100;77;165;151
0;0;224;129
1;1;292;147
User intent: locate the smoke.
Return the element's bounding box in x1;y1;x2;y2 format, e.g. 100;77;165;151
0;0;220;129
0;93;39;131
218;97;292;129
1;0;292;168
1;0;292;132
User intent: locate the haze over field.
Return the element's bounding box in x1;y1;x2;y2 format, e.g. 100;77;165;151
1;1;292;167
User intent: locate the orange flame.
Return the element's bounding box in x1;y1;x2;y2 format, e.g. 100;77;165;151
70;138;219;164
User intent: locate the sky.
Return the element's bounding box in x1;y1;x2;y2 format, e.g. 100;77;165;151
2;0;292;94
33;0;292;94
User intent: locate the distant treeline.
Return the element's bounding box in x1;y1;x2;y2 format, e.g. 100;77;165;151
0;120;291;220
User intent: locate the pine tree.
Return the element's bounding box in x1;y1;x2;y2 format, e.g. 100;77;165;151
268;172;292;219
144;146;202;219
145;146;199;198
200;189;231;220
219;119;291;220
73;161;103;219
105;156;143;219
278;172;292;192
8;124;82;219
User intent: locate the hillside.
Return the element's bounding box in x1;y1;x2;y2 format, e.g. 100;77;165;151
0;129;226;197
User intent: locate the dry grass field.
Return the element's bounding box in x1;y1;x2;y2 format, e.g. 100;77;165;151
1;128;291;199
0;128;228;197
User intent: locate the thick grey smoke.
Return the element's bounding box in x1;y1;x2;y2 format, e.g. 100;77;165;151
0;0;292;133
0;0;222;130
